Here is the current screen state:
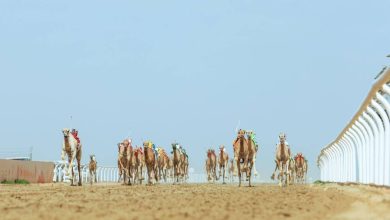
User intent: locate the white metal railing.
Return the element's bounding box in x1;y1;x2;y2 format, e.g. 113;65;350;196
53;161;119;183
317;66;390;186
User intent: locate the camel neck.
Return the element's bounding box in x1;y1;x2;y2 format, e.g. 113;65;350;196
64;136;71;150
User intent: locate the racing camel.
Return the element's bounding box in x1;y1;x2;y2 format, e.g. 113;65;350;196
218;145;229;184
233;129;250;187
272;133;291;187
134;147;145;184
61;128;82;186
157;147;169;182
88;155;97;185
172;143;184;183
143;141;158;185
206;149;217;182
117;142;128;184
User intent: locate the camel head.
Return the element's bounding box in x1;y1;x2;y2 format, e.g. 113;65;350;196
143;141;153;149
62;128;71;138
246;130;253;138
90;155;96;162
279;133;286;144
237;129;246;139
172;143;180;150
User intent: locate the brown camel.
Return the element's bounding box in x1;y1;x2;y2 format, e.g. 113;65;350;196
206;149;217;182
88;155;97;185
232;129;249;187
218;145;229;184
274;133;291;187
143;141;158;185
172;143;183;183
61;128;82;186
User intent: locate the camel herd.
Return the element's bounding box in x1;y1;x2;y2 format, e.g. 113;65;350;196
206;130;308;187
62;128;308;187
116;140;189;185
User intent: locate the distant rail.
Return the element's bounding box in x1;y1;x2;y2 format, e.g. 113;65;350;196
53;161;119;183
317;67;390;186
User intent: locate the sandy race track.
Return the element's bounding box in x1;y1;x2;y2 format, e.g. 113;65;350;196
1;183;390;220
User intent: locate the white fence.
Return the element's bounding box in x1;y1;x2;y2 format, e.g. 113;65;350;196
53;161;119;183
317;67;390;186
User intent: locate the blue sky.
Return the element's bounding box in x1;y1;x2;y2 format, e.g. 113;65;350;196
0;0;389;181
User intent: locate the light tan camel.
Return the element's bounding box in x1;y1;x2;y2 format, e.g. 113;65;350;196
88;155;97;185
274;133;291;187
172;143;183;184
295;153;305;183
157;148;169;182
143;141;158;185
246;131;258;186
182;154;189;181
218;145;229;184
117;142;128;184
228;159;235;182
167;156;174;181
232;129;249;187
288;157;295;185
246;131;259;177
206;149;217;182
303;159;308;183
134;147;145;184
61;128;82;186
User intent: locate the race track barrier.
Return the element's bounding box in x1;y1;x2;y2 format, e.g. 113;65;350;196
317;67;390;186
53;161;119;183
0;159;54;183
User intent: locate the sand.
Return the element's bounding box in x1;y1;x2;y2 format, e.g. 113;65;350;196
1;183;390;220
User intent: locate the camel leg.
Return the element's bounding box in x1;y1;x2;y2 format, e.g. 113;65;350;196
68;154;75;186
286;160;291;186
237;159;241;187
223;166;226;184
278;161;283;187
77;150;82;186
271;160;279;180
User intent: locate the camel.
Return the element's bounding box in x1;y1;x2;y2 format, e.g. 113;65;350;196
157;148;169;182
206;149;217;182
218;145;229;184
172;143;184;183
273;133;291;187
232;129;250;187
143;141;158;185
134;147;145;184
303;159;308;183
167;156;174;182
247;131;259;177
228;159;235;182
182;153;189;181
246;131;258;186
117;142;128;184
123;139;136;185
61;128;82;186
288;157;295;185
88;155;97;185
295;153;305;183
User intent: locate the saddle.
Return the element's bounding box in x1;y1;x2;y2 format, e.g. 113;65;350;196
71;131;81;144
